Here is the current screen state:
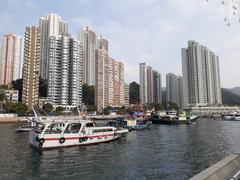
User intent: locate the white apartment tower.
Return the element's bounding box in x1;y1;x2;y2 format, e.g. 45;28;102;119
139;63;148;104
139;63;162;105
166;73;183;109
182;41;222;108
39;13;68;80
48;35;82;107
0;34;24;85
77;26;97;85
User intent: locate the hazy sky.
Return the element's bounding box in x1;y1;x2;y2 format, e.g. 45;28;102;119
0;0;239;88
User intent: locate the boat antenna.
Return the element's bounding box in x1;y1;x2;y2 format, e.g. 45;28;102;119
32;107;43;122
77;107;83;120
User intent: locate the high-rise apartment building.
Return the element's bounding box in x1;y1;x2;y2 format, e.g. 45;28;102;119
153;70;162;104
95;37;109;111
124;83;130;107
95;37;125;111
182;41;222;108
108;58;125;107
139;63;148;104
48;35;82;107
166;73;183;109
0;34;24;85
139;63;162;105
78;26;97;85
22;26;40;110
39;13;68;80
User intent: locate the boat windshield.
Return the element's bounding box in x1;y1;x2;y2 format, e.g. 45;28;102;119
44;123;65;134
64;123;82;134
34;122;46;134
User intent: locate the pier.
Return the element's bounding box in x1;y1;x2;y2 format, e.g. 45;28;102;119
90;115;125;121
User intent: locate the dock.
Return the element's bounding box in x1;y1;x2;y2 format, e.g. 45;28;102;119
90;115;125;120
190;154;240;180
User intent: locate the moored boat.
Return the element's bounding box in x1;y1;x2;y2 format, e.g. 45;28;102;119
29;109;120;150
222;111;240;121
15;125;34;133
106;118;129;136
123;118;151;130
150;111;198;125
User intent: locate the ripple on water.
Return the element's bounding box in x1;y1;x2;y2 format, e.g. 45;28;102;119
1;119;240;180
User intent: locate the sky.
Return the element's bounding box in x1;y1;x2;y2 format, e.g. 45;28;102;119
0;0;239;88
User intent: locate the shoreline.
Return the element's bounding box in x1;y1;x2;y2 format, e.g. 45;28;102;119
0;117;27;123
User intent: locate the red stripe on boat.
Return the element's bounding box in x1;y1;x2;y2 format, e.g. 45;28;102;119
44;134;114;141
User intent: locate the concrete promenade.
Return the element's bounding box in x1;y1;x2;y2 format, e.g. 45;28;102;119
0;117;27;123
190;154;240;180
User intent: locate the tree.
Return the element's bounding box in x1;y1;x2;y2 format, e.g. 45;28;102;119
119;106;126;115
56;106;64;114
16;103;28;116
129;82;140;104
4;102;16;113
12;79;23;102
167;102;179;111
86;105;97;112
3;102;28;116
0;85;8;89
42;103;53;113
82;84;95;105
0;90;6;112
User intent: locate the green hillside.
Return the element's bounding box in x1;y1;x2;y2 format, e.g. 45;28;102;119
221;88;240;105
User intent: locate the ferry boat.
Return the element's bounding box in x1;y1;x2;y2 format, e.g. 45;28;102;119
29;111;119;150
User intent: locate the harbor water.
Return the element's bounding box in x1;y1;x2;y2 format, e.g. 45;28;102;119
1;118;240;180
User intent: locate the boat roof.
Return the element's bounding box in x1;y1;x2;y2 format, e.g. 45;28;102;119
36;116;93;124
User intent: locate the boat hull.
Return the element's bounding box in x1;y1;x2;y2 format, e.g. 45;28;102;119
151;116;198;125
29;131;119;150
124;123;151;130
117;129;129;136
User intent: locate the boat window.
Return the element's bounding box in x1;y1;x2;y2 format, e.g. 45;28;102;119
64;123;82;134
71;123;81;133
44;123;64;134
86;123;94;127
93;129;113;133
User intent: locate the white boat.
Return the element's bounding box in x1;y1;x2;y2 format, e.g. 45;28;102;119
106;120;129;136
116;128;129;136
29;110;119;150
222;111;240;121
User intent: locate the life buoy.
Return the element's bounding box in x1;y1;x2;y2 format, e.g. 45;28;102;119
84;137;88;141
59;137;65;144
79;137;84;143
36;136;39;142
39;138;45;144
38;142;43;149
